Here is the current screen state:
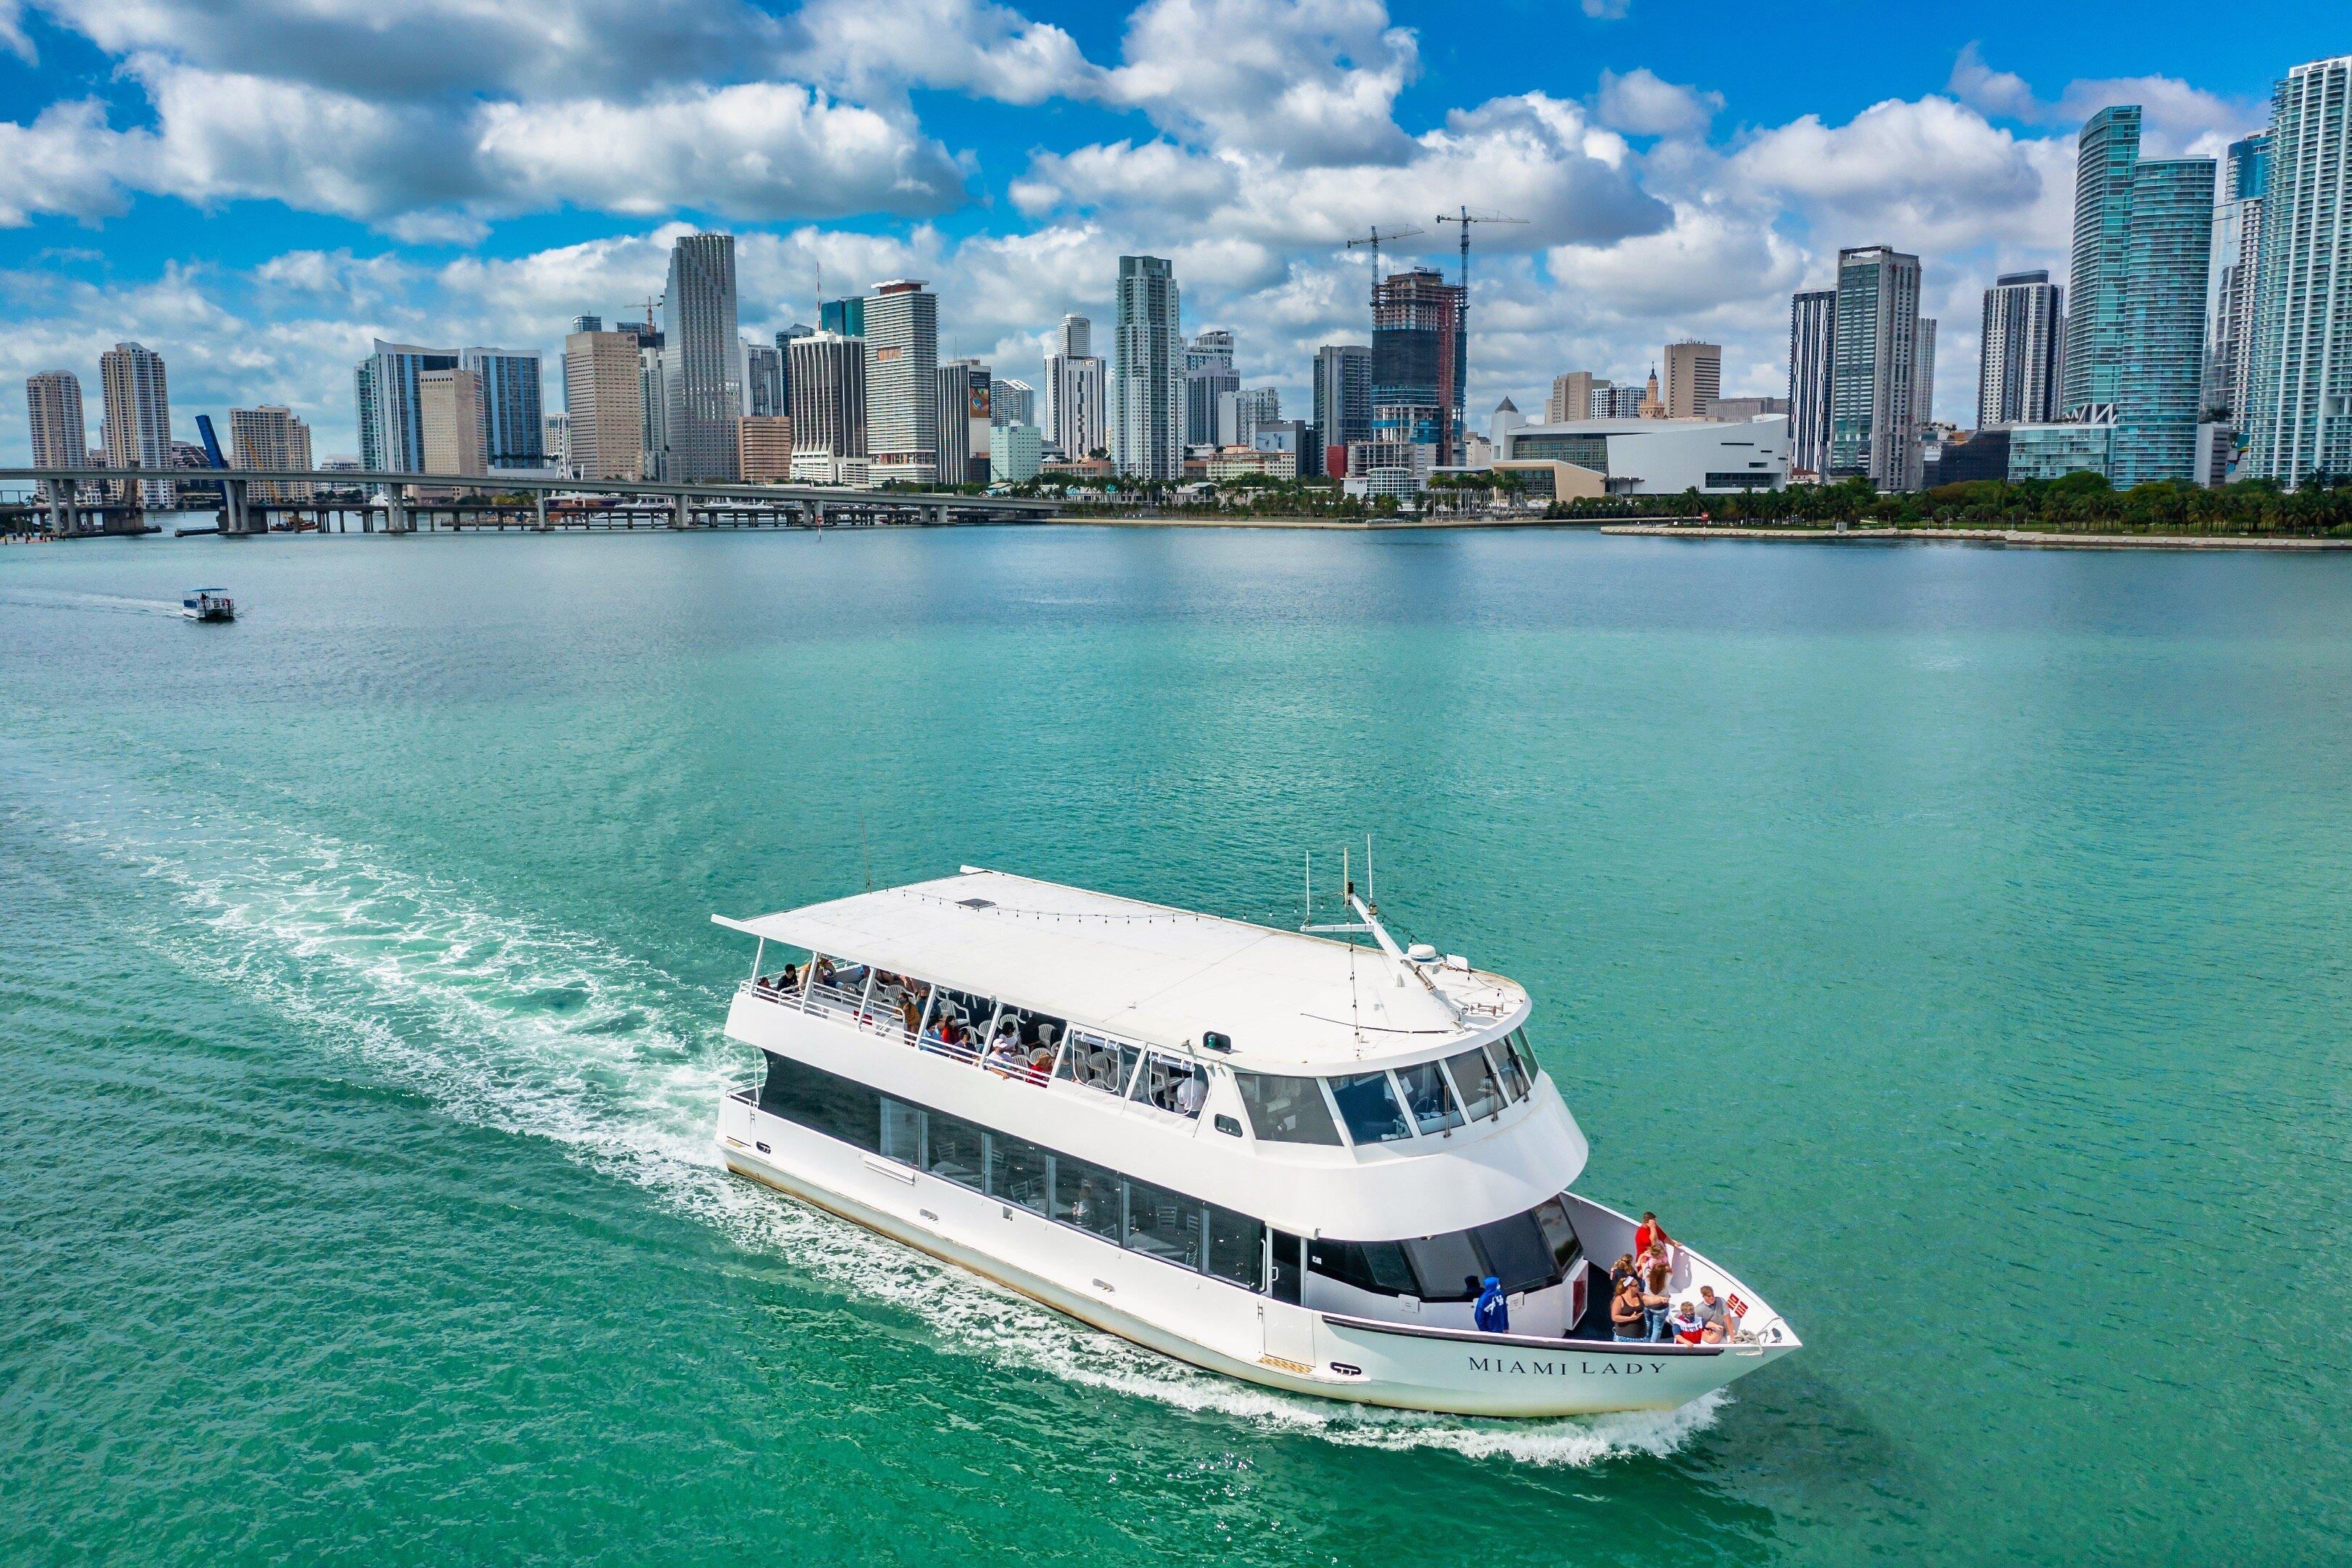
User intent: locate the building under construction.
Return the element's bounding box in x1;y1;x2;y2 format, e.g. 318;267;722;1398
1371;267;1466;466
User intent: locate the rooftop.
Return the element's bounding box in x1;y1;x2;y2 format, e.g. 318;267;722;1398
717;869;1526;1070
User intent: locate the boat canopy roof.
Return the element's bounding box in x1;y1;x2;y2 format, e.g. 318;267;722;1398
716;868;1527;1071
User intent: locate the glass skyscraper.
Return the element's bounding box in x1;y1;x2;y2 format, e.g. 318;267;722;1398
2243;57;2352;489
1112;256;1182;481
1827;246;1922;490
2060;106;2216;487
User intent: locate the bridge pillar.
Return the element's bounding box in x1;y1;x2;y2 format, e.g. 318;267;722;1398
672;492;689;529
534;491;548;531
385;497;410;534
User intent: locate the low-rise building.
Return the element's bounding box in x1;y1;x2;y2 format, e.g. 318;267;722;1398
1496;416;1788;494
1206;444;1295;481
2006;420;2114;481
995;422;1042;483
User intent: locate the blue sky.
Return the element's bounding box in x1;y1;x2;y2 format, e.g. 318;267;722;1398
0;0;2338;461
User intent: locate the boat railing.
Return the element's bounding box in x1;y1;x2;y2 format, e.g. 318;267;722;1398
739;975;1060;1087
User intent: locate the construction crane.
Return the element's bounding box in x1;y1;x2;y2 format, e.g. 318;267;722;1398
1344;224;1426;310
1434;207;1528;324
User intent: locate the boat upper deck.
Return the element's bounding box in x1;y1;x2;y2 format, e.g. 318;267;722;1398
716;868;1528;1072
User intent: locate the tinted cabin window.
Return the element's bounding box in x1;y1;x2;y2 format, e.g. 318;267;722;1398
1053;1154;1122;1241
1309;1239;1419;1297
988;1132;1050;1213
1328;1071;1413;1145
926;1111;988;1190
1395;1059;1463;1135
1402;1231;1487;1301
760;1051;882;1152
1233;1072;1343;1146
1206;1207;1265;1289
1445;1046;1504;1120
1123;1177;1204;1270
879;1098;922;1163
1532;1197;1582;1272
1471;1214;1559;1295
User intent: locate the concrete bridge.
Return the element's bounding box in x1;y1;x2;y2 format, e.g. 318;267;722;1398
0;466;1067;537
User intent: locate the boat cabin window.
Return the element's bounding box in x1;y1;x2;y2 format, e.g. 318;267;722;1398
1053;1153;1122;1241
1400;1232;1487;1302
986;1004;1066;1078
989;1130;1052;1213
926;1110;989;1189
881;1098;923;1163
1130;1051;1208;1118
1530;1196;1583;1274
1206;1208;1265;1290
760;1051;883;1153
1308;1238;1418;1296
1443;1045;1505;1120
1394;1060;1463;1135
1123;1175;1205;1269
1233;1071;1344;1146
1055;1029;1140;1095
1306;1200;1583;1301
1328;1071;1413;1146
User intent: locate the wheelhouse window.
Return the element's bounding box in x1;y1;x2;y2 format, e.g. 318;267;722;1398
1495;1029;1538;1101
1130;1051;1208;1118
1328;1071;1413;1145
1122;1176;1204;1269
1055;1029;1139;1096
1395;1060;1463;1135
1444;1045;1505;1120
1233;1071;1343;1145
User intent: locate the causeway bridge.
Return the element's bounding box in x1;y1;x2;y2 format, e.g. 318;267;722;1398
0;467;1067;537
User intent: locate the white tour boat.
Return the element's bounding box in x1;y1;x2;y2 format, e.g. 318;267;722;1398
712;867;1797;1417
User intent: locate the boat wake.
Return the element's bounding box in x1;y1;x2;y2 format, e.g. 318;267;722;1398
10;748;1723;1469
0;587;186;616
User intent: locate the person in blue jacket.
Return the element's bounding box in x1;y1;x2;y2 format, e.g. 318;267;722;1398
1473;1275;1508;1334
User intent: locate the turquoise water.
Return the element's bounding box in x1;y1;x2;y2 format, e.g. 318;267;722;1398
4;526;2346;1565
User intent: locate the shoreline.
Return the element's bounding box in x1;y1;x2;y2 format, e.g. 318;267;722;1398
1597;523;2352;551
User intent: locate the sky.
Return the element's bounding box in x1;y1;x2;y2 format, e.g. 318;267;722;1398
0;0;2338;463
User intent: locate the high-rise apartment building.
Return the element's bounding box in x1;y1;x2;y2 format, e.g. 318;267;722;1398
99;341;173;505
995;422;1043;483
456;348;544;470
24;372;86;501
990;377;1035;428
1547;371;1600;424
788;330;868;485
640;341;670;479
663;233;743;481
1977;271;2065;428
2202;134;2270;481
1914;319;1937;433
1312;343;1372;473
544;412;570;475
1662;341;1722;419
417;368;486;479
1184;329;1238;447
356;340;457;473
736;415;793;482
1371;267;1466;464
2061;105;2216;486
936;358;992;486
2244;57;2352;488
228;405;314;502
1788;290;1836;478
563;328;645;482
1828;247;1924;489
1600;383;1646;419
864;279;939;484
1113;257;1182;480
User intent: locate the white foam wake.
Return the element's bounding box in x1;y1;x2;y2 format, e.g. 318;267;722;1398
15;761;1723;1467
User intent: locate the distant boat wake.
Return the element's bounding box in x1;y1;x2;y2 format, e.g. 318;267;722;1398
3;731;1724;1467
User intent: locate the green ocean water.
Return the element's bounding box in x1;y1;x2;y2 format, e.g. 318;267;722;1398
3;525;2346;1566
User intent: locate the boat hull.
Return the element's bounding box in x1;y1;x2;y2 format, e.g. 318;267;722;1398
719;1096;1791;1418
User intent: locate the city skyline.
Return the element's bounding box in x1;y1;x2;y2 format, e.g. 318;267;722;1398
0;2;2321;466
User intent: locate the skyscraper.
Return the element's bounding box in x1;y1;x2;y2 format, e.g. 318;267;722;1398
563;329;646;481
865;279;939;484
24;371;86;501
1371;266;1466;464
356;340;457;473
418;369;486;480
1977;271;2065;428
459;348;546;469
98;342;173;505
663;232;742;481
746;341;785;418
1546;371;1599;423
2061;105;2216;486
1788;290;1835;477
1828;246;1924;490
1044;318;1106;460
1113;257;1182;480
936;358;992;486
2244;57;2352;488
990;377;1035;428
228;406;314;502
820;297;865;339
1312;343;1372;473
1184;329;1238;447
1663;341;1722;419
2202;134;2270;481
788;330;868;484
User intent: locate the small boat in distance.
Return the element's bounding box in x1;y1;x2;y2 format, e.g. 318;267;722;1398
713;867;1798;1418
181;589;235;622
